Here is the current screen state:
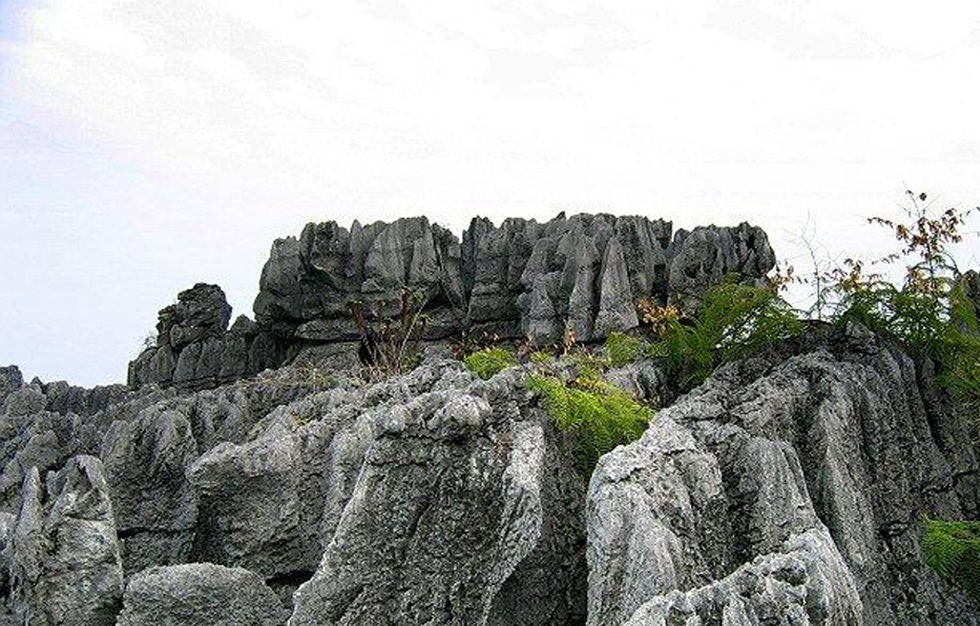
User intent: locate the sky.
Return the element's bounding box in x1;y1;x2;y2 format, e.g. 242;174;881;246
2;0;980;387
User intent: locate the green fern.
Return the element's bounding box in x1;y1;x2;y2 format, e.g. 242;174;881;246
923;518;980;599
652;279;802;389
528;372;652;473
465;347;518;380
607;331;646;368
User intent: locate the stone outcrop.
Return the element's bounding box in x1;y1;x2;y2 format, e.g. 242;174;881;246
587;329;980;626
251;214;772;350
128;284;284;390
3;214;978;626
130;215;774;391
4;456;124;626
289;367;587;626
116;563;287;626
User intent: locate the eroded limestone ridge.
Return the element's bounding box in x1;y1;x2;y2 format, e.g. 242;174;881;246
129;213;775;390
2;326;977;625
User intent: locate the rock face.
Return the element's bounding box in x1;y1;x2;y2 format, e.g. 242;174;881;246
289;368;587;626
128;216;773;391
5;455;124;626
587;330;980;626
4;215;979;626
252;214;772;350
128;284;284;390
116;563;287;626
1;355;590;625
126;216;774;392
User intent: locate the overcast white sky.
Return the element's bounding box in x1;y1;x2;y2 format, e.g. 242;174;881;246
2;0;980;386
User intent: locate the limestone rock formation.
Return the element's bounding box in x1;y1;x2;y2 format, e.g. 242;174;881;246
251;214;769;349
289;367;587;626
100;408;200;573
2;215;978;626
115;563;287;626
587;331;979;626
128;284;283;390
128;215;774;392
5;456;124;626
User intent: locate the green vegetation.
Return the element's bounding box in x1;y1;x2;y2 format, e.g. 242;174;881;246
826;194;980;408
923;518;980;599
648;280;803;389
528;371;652;473
529;350;554;365
606;331;645;368
465;347;518;380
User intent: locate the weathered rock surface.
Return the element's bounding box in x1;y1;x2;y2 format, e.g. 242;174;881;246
667;223;775;310
128;216;774;391
290;365;588;626
587;331;980;626
4;456;123;626
4;217;979;626
251;214;772;352
115;563;287;626
101;408;200;573
128;284;284;390
0;367;23;408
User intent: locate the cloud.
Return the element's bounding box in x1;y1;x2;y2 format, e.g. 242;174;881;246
2;0;980;384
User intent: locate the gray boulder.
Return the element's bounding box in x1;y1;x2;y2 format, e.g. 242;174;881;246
667;222;775;310
100;408;199;574
115;563;287;626
128;283;284;389
0;366;23;407
157;283;232;350
1;386;46;418
5;456;123;626
0;411;80;513
289;365;587;626
587;338;980;626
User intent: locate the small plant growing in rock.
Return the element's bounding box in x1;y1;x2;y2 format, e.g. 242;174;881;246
606;331;646;368
529;350;554;365
528;370;652;473
650;278;802;390
923;518;980;600
636;300;682;336
349;287;429;381
465;347;518;380
827;191;979;406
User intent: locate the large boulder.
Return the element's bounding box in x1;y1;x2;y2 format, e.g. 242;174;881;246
667;222;775;310
100;408;200;574
5;456;123;626
587;333;980;626
0;411;80;514
0;366;23;407
157;283;232;350
115;563;287;626
289;365;588;626
128;285;284;389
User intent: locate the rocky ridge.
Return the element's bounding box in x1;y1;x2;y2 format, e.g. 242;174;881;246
129;214;774;390
1;214;977;626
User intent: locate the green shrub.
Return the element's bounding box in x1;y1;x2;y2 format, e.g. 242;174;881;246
465;347;518;380
568;350;611;379
652;280;802;389
828;197;980;407
530;350;554;365
923;518;980;599
607;331;646;367
528;372;652;473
